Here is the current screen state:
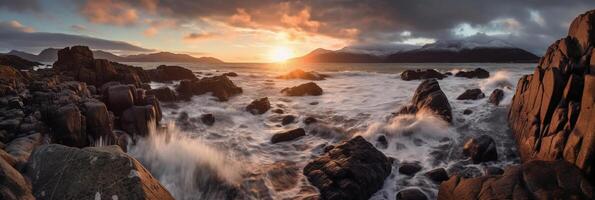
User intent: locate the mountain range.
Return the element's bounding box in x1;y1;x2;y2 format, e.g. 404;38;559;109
290;38;540;63
5;48;224;63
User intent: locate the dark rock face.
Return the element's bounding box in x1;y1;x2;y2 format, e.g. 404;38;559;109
147;65;197;82
400;69;446;81
246;97;271;115
201;114;215;126
463;109;473;115
425;168;449;183
508;9;595;178
438;160;593;200
456;88;485;100
82;102;113;144
488;89;504;105
398;79;453;123
399;162;422;176
176;75;242;101
304;116;318;125
281;82;323;96
454;68;490;79
463;135;498;164
0;152;34;200
397;188;428;200
48;104;87;147
0;54;41;70
25;144;174;200
121;105;158;137
303;136;392;200
271;128;305;143
281;115;296;125
147;87;177;102
277;69;327;80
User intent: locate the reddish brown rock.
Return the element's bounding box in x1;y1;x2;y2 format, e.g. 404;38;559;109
175;75;242;101
398;79;452;123
147;65;197;82
455;68;490;79
271;128;305;144
488;89;504;105
277;69;327;80
281;82;323;96
456;88;485;100
147;87;177;102
246;97;271;115
401;69;446;81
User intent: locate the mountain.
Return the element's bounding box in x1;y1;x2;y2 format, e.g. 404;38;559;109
290;38;540;63
6;48;225;63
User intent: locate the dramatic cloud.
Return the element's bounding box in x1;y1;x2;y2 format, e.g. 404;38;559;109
0;0;40;12
0;20;152;53
80;0;139;26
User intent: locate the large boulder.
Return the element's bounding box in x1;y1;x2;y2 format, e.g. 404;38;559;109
456;88;485;100
4;133;42;169
104;84;135;115
400;69;446;81
454;68;490;79
147;65;197;82
121;105;158;137
488;89;504;105
175;75;242;101
438;160;593;200
508;9;595;178
25;144;174;200
277;69;327;80
246;97;271;115
303;136;392;200
0;154;34;200
398;79;453;123
463;135;498;164
48;104;87;147
147;87;177;102
82;101;114;144
281;82;323;96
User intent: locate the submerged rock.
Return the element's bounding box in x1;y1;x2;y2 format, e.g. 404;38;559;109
281;115;296;125
281;82;323;96
277;69;327;80
399;162;423;176
25;144;174;200
201;113;215;126
463;135;498;164
456;88;485;100
246;97;271;115
396;188;428;200
271;128;305;143
454;68;490;79
398;79;453;123
488;89;504;105
438;160;593;199
424;168;449;183
304;117;318;125
176;75;242;101
147;65;197;82
303;136;392;200
400;69;446;81
222;72;238;77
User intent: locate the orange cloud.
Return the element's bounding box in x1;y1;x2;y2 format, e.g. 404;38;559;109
281;8;321;32
81;0;139;26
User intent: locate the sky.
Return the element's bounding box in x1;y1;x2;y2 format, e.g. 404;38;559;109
0;0;594;62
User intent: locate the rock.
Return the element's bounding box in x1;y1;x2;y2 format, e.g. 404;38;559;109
424;168;449;183
400;69;446;81
246;97;271;115
277;69;327;80
83;102;114;144
0;153;34;200
147;65;197;82
396;188;427;200
456;88;485;100
0;54;41;70
176;75;242;101
201;113;215;126
399;162;423;176
272;108;284;114
271;128;306;143
454;68;490;79
222;72;238;77
303;136;392;200
49;104;87;147
463;135;498;164
105;84;135;115
508;10;595;178
488;89;504;105
304;117;318;125
281;115;296;125
398;79;453;123
376;135;388;149
281;82;323;96
147;87;177;102
121;105;158;137
4;133;41;169
463;109;472;115
25;144;174;200
484;167;504;175
438;160;593;200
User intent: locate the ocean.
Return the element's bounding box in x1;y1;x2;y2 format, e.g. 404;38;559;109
124;62;535;199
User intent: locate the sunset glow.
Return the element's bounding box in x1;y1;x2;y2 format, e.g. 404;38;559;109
268;46;294;62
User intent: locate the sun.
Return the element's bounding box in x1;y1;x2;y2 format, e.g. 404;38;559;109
269;46;294;62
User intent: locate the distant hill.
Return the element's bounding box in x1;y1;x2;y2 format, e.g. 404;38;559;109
290;38;540;63
6;48;225;63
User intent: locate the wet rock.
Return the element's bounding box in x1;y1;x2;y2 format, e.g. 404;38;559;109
246;97;271;115
277;69;327;80
201;113;215;126
400;69;446;81
488;89;504;105
105;84;135;115
281;115;296;125
456;88;485;100
147;65;197;82
83;101;114;144
0;153;34;200
222;72;238;77
398;79;453;123
271;128;305;144
121;105;158;137
4;133;41;169
303;136;392;200
176;75;242;101
25;144;174;200
484;167;504;175
281;82;323;96
438;160;593;200
272;108;284;114
454;68;490;79
147;87;177;102
424;168;449;183
304;117;318;125
376;135;388;149
48;104;87;147
463;109;473;115
463;135;498;164
399;162;422;176
396;188;427;200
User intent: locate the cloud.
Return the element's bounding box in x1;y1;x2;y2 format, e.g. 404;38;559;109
0;0;40;12
0;20;152;53
70;24;88;32
183;32;214;41
80;0;139;26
